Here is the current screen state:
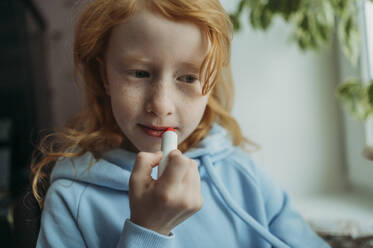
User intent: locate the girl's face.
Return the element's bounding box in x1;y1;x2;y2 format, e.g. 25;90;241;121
104;10;210;152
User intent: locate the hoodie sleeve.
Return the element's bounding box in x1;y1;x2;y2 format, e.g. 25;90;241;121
37;180;175;248
255;165;331;248
117;219;175;248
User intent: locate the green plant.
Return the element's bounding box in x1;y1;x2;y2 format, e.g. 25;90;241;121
230;0;373;121
336;79;373;120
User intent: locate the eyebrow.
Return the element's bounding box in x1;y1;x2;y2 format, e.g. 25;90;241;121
120;55;202;72
178;62;201;73
120;55;152;64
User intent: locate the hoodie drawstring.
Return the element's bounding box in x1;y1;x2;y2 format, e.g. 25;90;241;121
201;155;290;248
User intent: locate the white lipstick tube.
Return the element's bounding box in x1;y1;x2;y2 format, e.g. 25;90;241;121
157;128;178;178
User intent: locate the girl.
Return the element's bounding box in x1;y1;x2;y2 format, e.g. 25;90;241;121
32;0;330;247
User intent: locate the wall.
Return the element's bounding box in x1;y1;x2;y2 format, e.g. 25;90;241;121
35;0;347;199
33;0;83;128
221;0;347;198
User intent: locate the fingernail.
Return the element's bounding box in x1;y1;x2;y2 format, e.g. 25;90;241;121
171;149;181;155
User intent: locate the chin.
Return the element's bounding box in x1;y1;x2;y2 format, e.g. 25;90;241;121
137;144;161;153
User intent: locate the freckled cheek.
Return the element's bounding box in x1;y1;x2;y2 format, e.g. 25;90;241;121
194;98;209;120
178;95;209;130
111;86;144;122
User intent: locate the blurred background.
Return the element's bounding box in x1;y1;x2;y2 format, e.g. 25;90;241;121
0;0;372;247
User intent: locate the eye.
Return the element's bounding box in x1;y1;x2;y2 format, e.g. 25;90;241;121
178;75;198;83
129;70;150;78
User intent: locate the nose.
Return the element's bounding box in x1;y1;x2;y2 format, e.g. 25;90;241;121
145;81;175;117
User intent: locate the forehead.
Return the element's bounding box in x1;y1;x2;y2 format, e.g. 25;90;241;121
105;10;209;63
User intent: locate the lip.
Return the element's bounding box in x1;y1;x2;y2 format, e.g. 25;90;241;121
138;124;176;137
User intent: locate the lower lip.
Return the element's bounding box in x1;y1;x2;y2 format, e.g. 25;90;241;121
139;125;165;137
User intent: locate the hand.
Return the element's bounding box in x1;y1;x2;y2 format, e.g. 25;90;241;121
129;150;203;236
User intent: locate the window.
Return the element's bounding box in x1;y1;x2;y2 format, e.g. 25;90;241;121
363;1;373;147
342;1;373;191
364;1;373;80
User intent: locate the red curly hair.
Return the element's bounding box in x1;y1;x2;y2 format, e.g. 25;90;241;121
30;0;257;209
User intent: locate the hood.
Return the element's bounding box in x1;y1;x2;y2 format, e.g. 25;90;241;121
50;123;234;191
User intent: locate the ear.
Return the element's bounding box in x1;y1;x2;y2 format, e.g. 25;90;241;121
97;57;111;96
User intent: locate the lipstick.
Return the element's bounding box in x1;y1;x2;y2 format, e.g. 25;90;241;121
157;127;178;178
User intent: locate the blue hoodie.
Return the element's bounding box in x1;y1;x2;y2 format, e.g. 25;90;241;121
37;124;330;248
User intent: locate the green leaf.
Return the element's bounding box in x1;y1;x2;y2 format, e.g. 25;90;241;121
260;6;273;29
367;81;373;106
237;0;247;15
336;79;373;121
330;0;348;15
338;13;361;65
250;3;269;29
337;79;363;100
229;14;241;31
230;0;362;66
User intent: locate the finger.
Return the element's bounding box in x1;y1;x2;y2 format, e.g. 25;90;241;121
131;151;162;183
159;150;189;184
182;159;200;184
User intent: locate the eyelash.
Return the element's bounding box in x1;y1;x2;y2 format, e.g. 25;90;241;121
129;70;149;78
128;70;198;83
178;75;198;83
